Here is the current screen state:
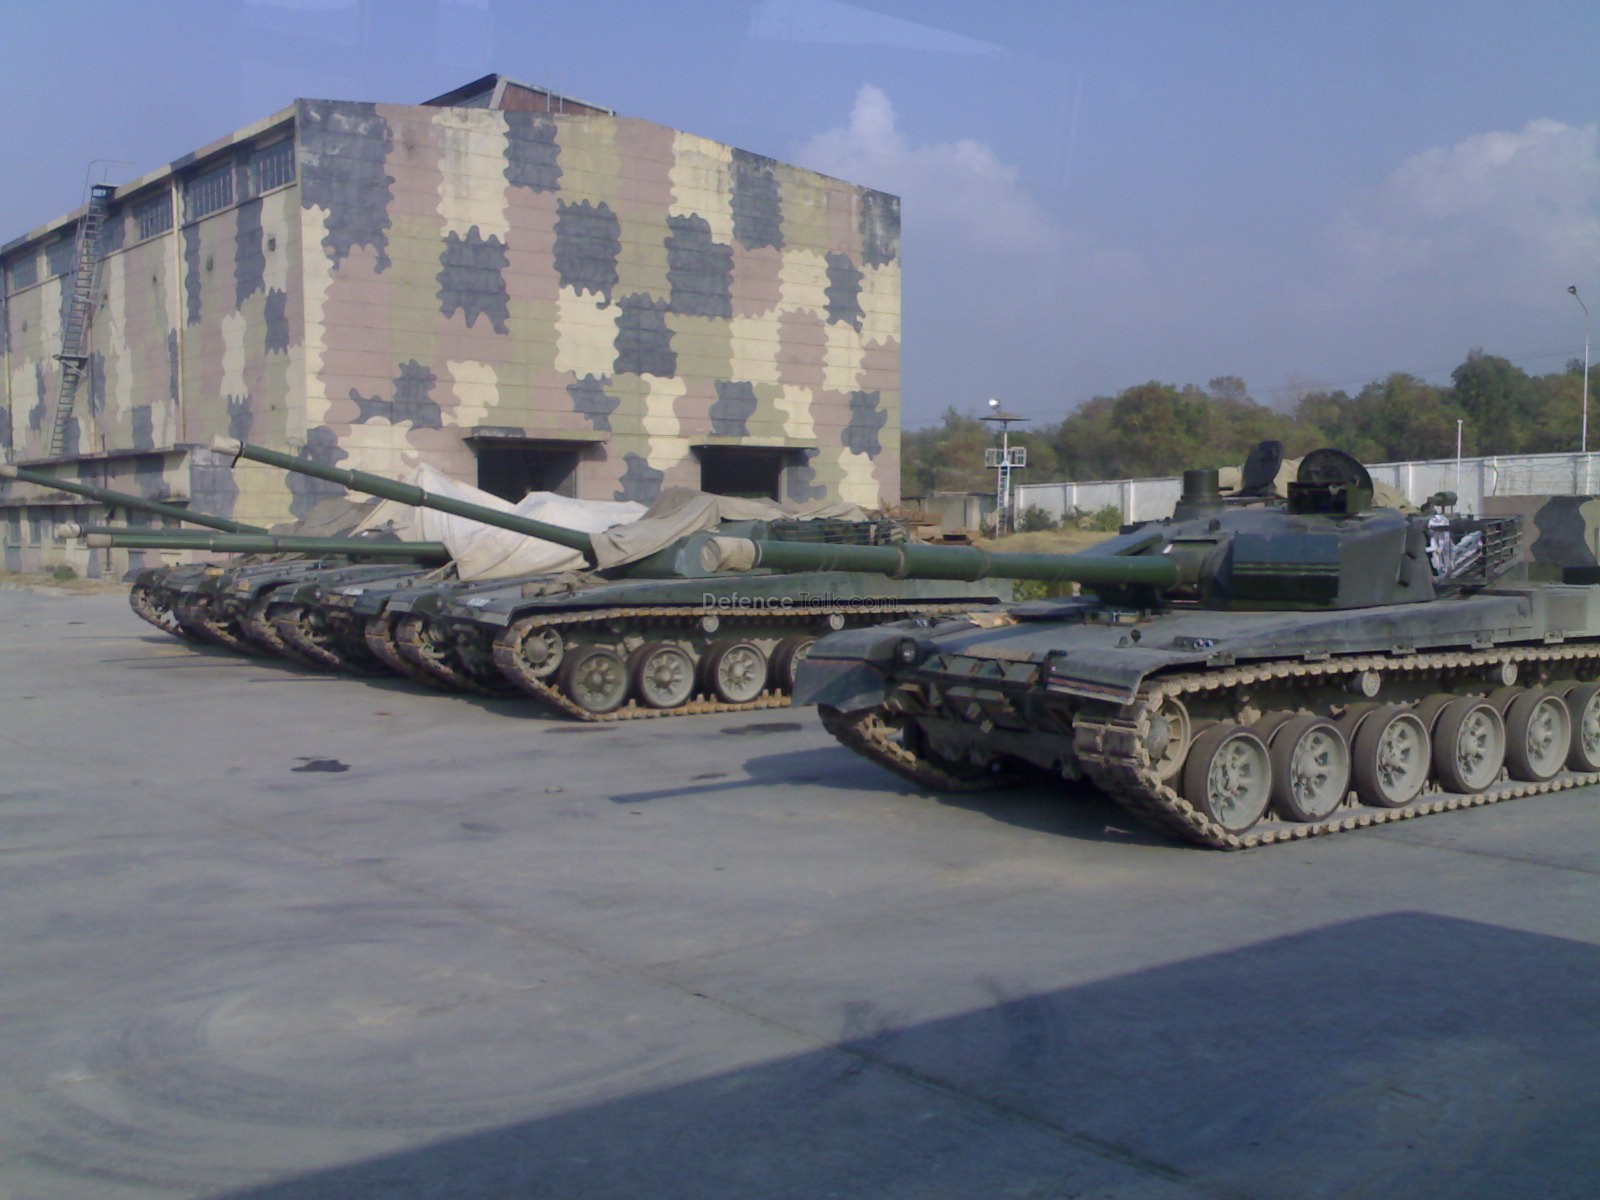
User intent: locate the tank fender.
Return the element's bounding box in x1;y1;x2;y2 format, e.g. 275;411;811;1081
790;623;915;710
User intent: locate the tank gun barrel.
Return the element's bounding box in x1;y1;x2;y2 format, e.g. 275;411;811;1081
211;437;596;559
698;535;1187;588
83;529;452;563
62;523;254;541
0;464;265;534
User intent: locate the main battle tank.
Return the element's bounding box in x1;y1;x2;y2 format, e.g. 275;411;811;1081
695;444;1598;848
211;436;1010;717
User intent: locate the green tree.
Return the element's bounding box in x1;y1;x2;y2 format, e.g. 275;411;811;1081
1450;351;1538;454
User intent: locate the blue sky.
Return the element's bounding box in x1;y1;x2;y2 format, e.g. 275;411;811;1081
4;0;1597;428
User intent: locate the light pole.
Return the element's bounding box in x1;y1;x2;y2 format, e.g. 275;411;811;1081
981;399;1028;535
1571;285;1590;464
1455;418;1463;499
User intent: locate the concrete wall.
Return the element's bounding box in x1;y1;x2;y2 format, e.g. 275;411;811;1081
1015;451;1600;526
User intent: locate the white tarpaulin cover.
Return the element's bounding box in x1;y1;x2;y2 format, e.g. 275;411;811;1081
589;487;868;569
352;465;645;581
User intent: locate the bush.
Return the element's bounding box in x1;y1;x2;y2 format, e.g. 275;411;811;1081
1074;504;1123;532
47;564;77;582
1016;505;1060;533
1011;578;1077;603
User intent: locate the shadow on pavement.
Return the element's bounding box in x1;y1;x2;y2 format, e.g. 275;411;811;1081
211;913;1600;1200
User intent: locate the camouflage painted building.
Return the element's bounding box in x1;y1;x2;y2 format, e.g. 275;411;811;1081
0;74;901;574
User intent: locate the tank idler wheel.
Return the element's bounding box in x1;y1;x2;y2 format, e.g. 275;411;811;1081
627;643;697;709
1561;683;1600;771
703;639;769;704
1266;716;1350;822
1504;689;1570;782
1145;696;1193;784
769;635;816;694
1431;697;1506;794
1350;706;1430;808
559;645;630;715
1181;723;1272;834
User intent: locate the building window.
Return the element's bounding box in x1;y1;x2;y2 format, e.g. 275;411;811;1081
184;163;235;222
98;207;126;256
698;448;787;500
250;139;295;194
6;252;38;292
134;193;174;241
28;515;43;546
475;442;581;501
46;238;76;277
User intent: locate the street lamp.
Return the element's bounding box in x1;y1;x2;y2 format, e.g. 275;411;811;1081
1570;285;1589;461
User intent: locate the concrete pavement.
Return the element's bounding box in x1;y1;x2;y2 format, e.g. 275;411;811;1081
2;586;1596;1199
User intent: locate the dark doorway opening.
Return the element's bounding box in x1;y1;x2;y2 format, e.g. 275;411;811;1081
474;442;581;502
697;448;787;500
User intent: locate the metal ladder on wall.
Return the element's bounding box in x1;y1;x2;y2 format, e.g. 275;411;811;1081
46;182;116;459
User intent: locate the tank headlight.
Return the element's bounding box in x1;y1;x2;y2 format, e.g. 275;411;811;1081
896;637;921;666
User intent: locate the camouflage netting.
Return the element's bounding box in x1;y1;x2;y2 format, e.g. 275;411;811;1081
591;488;867;569
352;464;645;580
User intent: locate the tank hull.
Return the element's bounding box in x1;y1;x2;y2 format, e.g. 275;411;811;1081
800;584;1600;848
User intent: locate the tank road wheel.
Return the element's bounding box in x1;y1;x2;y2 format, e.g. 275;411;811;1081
1267;716;1350;822
1181;724;1272;834
1350;706;1430;808
703;639;769;704
1144;695;1193;784
559;645;629;715
1561;683;1600;771
628;643;697;710
769;635;817;694
1432;698;1505;794
1504;690;1571;782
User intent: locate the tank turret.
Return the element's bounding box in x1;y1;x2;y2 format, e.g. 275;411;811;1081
697;449;1517;609
0;463;265;534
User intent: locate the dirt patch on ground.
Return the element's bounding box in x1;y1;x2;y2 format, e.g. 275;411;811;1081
0;570;128;595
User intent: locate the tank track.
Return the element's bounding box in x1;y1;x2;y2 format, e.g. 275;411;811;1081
831;644;1600;849
171;597;260;656
493;603;983;723
363;614;457;690
394;613;518;696
128;582;201;641
272;606;379;674
240;596;293;655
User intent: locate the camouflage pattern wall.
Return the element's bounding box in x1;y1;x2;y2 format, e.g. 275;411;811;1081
1485;495;1600;583
0;86;901;574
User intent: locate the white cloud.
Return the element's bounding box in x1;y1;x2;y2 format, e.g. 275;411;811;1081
1329;119;1600;308
793;85;1057;255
